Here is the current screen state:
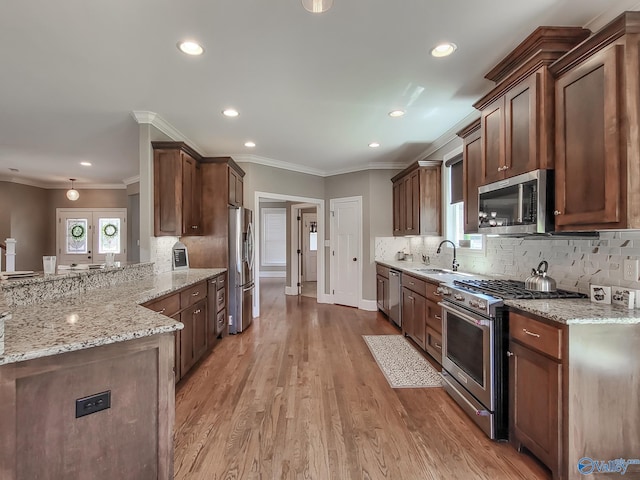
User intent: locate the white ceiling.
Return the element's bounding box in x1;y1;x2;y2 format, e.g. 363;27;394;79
1;0;638;188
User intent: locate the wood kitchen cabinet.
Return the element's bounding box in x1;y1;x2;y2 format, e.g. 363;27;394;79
509;311;566;480
424;282;443;364
391;161;441;237
142;279;211;383
473;28;589;186
550;12;640;231
152;142;203;236
401;273;428;349
457;119;482;233
376;264;390;315
228;166;244;207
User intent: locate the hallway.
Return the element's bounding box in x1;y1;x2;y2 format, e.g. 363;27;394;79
173;278;548;479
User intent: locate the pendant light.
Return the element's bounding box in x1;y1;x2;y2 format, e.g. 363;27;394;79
66;178;80;201
302;0;333;13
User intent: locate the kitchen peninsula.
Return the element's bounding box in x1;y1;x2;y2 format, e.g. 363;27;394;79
0;263;225;480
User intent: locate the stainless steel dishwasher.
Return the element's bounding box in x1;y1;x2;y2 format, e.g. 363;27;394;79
388;269;401;328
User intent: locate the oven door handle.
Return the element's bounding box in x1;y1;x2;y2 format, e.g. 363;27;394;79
439;302;491;328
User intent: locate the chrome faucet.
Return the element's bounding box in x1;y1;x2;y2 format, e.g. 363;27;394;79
436;240;458;272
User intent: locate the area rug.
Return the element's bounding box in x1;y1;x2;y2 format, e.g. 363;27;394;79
363;335;443;388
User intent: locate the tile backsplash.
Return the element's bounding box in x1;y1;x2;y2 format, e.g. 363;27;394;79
375;231;640;294
150;236;179;274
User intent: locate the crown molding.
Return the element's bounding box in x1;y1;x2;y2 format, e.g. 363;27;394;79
0;175;50;189
0;176;126;189
323;162;406;177
123;175;140;186
131;110;206;157
584;1;640;32
233;154;328;177
412;110;481;163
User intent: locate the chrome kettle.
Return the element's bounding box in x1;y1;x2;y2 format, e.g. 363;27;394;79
525;260;557;292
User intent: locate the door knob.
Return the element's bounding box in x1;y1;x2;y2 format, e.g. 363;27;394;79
553;210;562;215
353;258;357;261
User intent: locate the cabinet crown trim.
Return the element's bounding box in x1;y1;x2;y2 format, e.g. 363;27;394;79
456;119;481;138
391;160;441;182
151;141;202;161
201;156;246;177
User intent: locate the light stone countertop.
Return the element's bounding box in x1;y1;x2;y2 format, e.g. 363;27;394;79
376;259;640;326
0;268;226;366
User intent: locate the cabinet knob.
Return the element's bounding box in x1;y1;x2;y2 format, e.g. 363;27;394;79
553;210;562;216
194;309;201;315
507;351;514;357
191;225;198;229
497;167;502;172
192;291;200;296
158;307;166;314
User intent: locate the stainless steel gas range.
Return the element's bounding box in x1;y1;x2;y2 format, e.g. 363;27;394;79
437;279;585;440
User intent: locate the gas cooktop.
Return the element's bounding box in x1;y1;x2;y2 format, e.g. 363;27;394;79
453;279;586;300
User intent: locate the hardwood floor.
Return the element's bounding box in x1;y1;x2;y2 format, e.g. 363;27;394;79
174;278;549;479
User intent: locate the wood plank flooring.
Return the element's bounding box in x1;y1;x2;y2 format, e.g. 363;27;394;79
174;278;550;479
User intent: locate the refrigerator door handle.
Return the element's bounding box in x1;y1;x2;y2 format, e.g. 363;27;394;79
242;284;254;292
246;221;255;271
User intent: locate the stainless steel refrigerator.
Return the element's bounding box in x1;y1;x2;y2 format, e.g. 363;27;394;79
228;207;254;334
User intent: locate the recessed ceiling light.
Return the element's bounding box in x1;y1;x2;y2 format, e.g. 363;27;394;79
177;41;204;56
244;141;256;148
369;142;381;148
301;0;333;13
222;108;239;118
431;42;457;58
80;161;92;166
389;110;406;118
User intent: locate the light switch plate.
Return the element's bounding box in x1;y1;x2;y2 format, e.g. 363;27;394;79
590;284;611;304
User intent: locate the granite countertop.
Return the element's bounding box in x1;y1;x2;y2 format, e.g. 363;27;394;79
505;298;640;325
0;268;226;366
376;259;640;326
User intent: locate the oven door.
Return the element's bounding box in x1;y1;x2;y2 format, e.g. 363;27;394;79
440;302;494;411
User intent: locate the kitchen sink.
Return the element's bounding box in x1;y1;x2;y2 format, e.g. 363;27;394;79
414;268;450;274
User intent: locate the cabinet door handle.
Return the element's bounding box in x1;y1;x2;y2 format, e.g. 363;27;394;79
194;309;201;315
434;342;441;349
408;295;414;301
158;307;166;314
522;328;540;338
434;314;442;320
553;210;562;216
409;281;415;286
507;351;514;357
192;291;200;296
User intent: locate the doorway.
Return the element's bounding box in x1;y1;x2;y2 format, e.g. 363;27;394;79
253;191;326;317
56;208;127;265
301;210;317;298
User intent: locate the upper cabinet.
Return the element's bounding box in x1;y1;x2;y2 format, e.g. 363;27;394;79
550;12;640;231
457;120;482;234
473;27;590;186
391;161;441;237
228;165;244;207
152;142;203;237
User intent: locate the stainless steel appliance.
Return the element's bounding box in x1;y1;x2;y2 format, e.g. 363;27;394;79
228;207;254;334
438;279;585;440
388;269;401;328
478;169;553;235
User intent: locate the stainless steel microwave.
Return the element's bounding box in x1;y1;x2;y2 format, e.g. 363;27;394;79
477;169;554;235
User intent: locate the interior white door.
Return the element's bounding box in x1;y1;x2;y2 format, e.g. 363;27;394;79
56;209;127;265
330;197;361;308
303;212;317;282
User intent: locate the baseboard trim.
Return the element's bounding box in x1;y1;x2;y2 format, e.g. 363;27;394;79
359;299;378;311
260;271;286;278
284;286;298;296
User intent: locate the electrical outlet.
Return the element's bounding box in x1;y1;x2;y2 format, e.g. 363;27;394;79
75;390;110;418
624;259;639;281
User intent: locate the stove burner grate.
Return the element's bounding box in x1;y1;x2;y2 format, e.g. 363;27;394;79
453;279;586;300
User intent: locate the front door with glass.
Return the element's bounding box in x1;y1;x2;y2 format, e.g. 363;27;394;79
56;208;127;265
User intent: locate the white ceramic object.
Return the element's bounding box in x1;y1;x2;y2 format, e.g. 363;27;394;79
590;284;612;304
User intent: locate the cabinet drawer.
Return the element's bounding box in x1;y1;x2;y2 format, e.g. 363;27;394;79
510;312;562;360
144;293;180;317
403;274;426;296
425;282;442;303
425;327;443;364
376;264;390;278
181;281;207;308
216;287;226;312
425;299;442;334
216;274;226;289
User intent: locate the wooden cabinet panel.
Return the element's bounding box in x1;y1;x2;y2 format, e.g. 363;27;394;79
180;281;207;308
173;319;181;383
425;327;443;364
402;286;426;350
459;120;482;233
554;45;624;230
192;300;208;362
228;167;244;207
425;299;442;334
509;340;562;478
376;264;390;278
505;74;538;177
481;97;505;184
425;281;441;304
402;273;426;296
391;163;441;236
152;143;203;237
180;299;208;376
143;293;180;318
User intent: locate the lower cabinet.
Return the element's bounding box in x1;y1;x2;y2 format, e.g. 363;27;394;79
424;298;443;364
376;274;389;314
402;286;426;349
509;311;565;480
180;299;208;375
